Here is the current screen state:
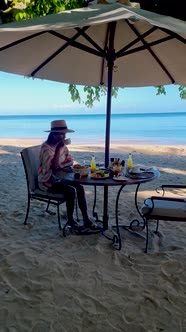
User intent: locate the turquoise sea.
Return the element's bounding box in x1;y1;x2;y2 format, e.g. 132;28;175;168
0;112;186;145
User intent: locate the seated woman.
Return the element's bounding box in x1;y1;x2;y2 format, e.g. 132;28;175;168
38;119;100;231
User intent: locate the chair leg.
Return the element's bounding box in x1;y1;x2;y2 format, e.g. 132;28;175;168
46;200;56;215
24;194;31;225
63;221;68;237
57;203;62;230
46;200;50;212
155;220;159;234
144;218;149;253
75;193;80;221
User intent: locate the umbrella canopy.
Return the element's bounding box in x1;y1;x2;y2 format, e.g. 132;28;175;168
0;3;185;87
0;2;186;166
0;2;186;228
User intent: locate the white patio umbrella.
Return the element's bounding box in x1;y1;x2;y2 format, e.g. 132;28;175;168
0;2;186;164
0;2;185;228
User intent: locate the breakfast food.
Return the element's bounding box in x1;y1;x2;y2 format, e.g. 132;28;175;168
111;160;121;167
73;164;89;177
91;170;109;179
109;160;124;177
73;164;87;169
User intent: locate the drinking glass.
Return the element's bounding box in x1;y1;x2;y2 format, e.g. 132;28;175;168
113;165;123;177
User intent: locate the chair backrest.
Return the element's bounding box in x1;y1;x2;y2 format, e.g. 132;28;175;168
21;145;41;192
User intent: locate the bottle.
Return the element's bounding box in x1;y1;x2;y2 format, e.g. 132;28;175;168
121;160;125;167
90;155;96;173
127;153;133;170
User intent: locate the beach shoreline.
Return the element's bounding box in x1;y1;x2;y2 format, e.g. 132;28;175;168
0;139;186;331
0;137;185;148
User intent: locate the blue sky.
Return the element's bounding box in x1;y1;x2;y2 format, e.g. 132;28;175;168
0;72;185;115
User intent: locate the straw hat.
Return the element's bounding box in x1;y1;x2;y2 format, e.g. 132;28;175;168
45;120;74;133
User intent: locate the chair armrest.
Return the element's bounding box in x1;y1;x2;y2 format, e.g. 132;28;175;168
156;184;186;196
149;196;186;202
161;184;186;190
143;196;183;210
142;196;186;218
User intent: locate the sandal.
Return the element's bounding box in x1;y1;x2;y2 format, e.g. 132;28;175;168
67;220;102;235
84;220;102;231
68;220;84;231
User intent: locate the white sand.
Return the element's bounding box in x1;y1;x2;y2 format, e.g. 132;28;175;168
0;138;186;331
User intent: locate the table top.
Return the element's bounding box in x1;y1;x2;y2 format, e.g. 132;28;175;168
55;168;160;187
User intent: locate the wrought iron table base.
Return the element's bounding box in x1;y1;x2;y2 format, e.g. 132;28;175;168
93;183;145;250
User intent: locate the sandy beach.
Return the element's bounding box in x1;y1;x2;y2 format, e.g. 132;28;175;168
0;138;186;332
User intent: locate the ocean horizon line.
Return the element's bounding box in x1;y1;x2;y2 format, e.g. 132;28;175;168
0;111;186;118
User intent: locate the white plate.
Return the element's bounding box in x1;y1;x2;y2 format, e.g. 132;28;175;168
113;176;128;181
129;170;144;175
129;167;153;175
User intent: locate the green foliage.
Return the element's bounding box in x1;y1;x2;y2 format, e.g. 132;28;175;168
156;85;166;96
68;84;119;108
15;0;83;21
179;85;186;100
156;85;186;100
68;84;81;104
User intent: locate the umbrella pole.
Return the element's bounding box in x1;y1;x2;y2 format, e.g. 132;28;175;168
104;65;112;168
103;23;116;230
104;25;115;169
103;62;113;230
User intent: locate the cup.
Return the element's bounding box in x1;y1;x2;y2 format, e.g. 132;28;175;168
65;138;71;145
113;165;123;177
121;160;125;167
131;165;141;173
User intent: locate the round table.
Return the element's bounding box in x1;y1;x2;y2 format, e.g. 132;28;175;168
55;168;160;250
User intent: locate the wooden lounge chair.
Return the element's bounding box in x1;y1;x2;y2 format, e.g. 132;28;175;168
141;184;186;253
21;145;66;230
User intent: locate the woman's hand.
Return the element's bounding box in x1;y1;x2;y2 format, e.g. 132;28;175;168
66;154;73;162
56;139;65;149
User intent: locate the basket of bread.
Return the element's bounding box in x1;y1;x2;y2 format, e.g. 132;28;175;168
73;164;89;177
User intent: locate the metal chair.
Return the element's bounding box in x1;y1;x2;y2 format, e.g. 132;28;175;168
21;145;66;230
141;184;186;253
